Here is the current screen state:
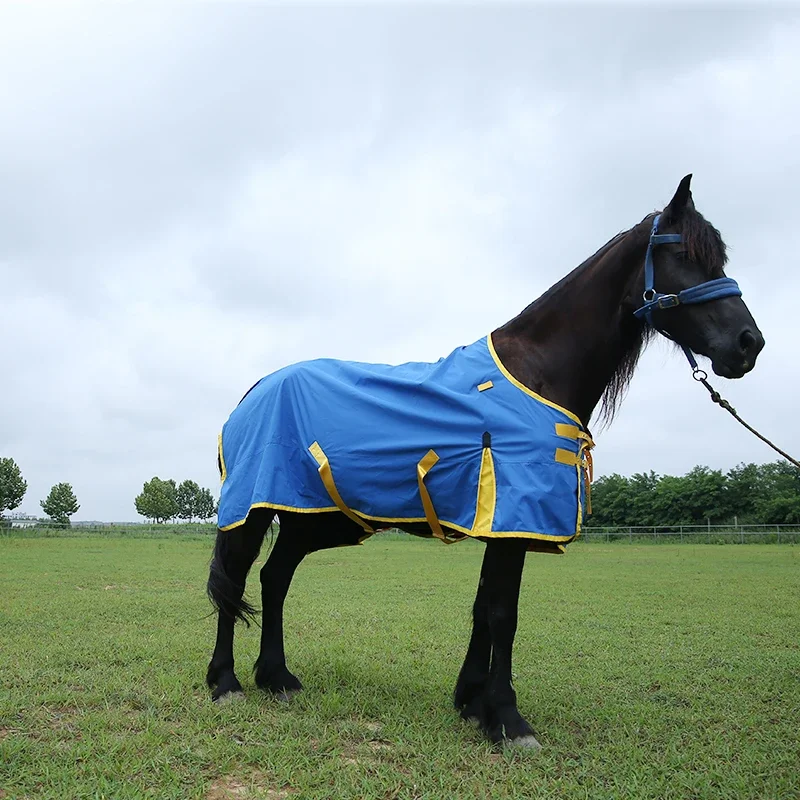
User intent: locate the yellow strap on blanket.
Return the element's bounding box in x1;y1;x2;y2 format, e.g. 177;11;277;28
417;450;460;544
555;448;581;466
556;441;595;516
582;445;594;516
308;442;373;534
555;423;595;447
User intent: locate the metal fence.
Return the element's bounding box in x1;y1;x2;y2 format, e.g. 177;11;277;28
3;521;800;544
0;521;217;537
578;524;800;544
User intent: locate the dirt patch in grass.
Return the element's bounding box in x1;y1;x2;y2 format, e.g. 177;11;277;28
368;740;392;752
45;705;82;732
206;773;295;800
206;776;251;799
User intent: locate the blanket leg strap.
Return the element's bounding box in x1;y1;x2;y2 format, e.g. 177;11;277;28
308;442;374;534
417;450;459;544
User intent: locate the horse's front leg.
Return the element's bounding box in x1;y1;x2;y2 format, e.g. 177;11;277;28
467;538;540;748
454;553;492;720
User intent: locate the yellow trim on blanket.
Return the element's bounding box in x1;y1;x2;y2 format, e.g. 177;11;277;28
472;446;496;533
308;442;374;534
218;432;228;485
477;380;494;392
474;530;578;543
487;333;582;425
218;501;339;531
219;497;578;543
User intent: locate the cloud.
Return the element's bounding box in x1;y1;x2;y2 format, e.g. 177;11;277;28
1;4;798;521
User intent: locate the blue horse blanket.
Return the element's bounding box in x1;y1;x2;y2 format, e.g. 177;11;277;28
218;335;592;552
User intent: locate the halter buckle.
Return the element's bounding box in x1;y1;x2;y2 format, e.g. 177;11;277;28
657;294;680;309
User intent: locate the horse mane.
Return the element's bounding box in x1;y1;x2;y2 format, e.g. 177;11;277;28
680;207;728;273
596;323;654;428
596;207;728;427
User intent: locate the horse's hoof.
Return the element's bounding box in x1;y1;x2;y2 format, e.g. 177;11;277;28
213;690;245;705
505;734;542;750
254;664;303;696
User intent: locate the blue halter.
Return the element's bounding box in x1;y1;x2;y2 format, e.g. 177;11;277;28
633;213;742;370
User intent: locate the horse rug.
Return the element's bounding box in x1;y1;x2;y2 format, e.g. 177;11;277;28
217;335;593;553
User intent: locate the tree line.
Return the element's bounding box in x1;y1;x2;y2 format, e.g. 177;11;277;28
1;457;218;526
587;460;800;527
134;477;217;523
5;454;799;528
1;457;79;524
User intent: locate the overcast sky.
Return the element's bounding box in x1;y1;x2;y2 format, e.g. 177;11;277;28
2;4;799;522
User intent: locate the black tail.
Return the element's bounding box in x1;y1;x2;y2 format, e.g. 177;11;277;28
207;525;266;626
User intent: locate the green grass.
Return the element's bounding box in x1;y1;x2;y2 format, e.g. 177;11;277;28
1;536;798;799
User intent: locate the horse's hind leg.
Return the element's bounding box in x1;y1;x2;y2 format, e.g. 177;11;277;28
206;510;269;701
253;512;310;697
254;510;366;697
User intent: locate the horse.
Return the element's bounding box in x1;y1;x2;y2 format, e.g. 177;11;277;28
206;175;764;748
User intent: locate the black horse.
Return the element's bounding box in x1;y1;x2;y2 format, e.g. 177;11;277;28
206;176;764;748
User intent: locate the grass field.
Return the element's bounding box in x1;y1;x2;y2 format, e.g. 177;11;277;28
1;535;798;799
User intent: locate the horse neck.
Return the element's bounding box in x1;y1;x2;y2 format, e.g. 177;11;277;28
492;224;650;427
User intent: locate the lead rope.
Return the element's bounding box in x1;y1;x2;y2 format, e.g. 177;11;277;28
690;366;800;470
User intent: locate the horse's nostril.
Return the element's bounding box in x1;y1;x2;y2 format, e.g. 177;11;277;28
739;329;757;353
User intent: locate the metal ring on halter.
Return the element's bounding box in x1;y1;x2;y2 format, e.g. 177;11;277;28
692;367;708;382
642;289;656;303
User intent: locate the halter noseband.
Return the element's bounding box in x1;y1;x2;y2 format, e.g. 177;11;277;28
633;213;742;370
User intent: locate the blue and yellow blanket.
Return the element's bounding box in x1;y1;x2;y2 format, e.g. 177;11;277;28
218;335;593;551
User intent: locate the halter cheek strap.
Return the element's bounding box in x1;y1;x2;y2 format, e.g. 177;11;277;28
633;214;743;369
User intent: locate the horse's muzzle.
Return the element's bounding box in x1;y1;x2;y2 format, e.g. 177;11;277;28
711;327;765;379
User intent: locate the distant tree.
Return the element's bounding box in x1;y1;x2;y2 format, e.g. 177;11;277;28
135;477;178;524
651;474;693;525
176;480;201;522
725;463;762;523
165;478;178;522
755;461;800;524
681;466;728;523
40;482;80;525
0;457;27;517
628;471;660;526
587;459;800;527
195;487;217;523
587;473;631;526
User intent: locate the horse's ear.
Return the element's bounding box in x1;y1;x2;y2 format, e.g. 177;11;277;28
663;174;695;223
